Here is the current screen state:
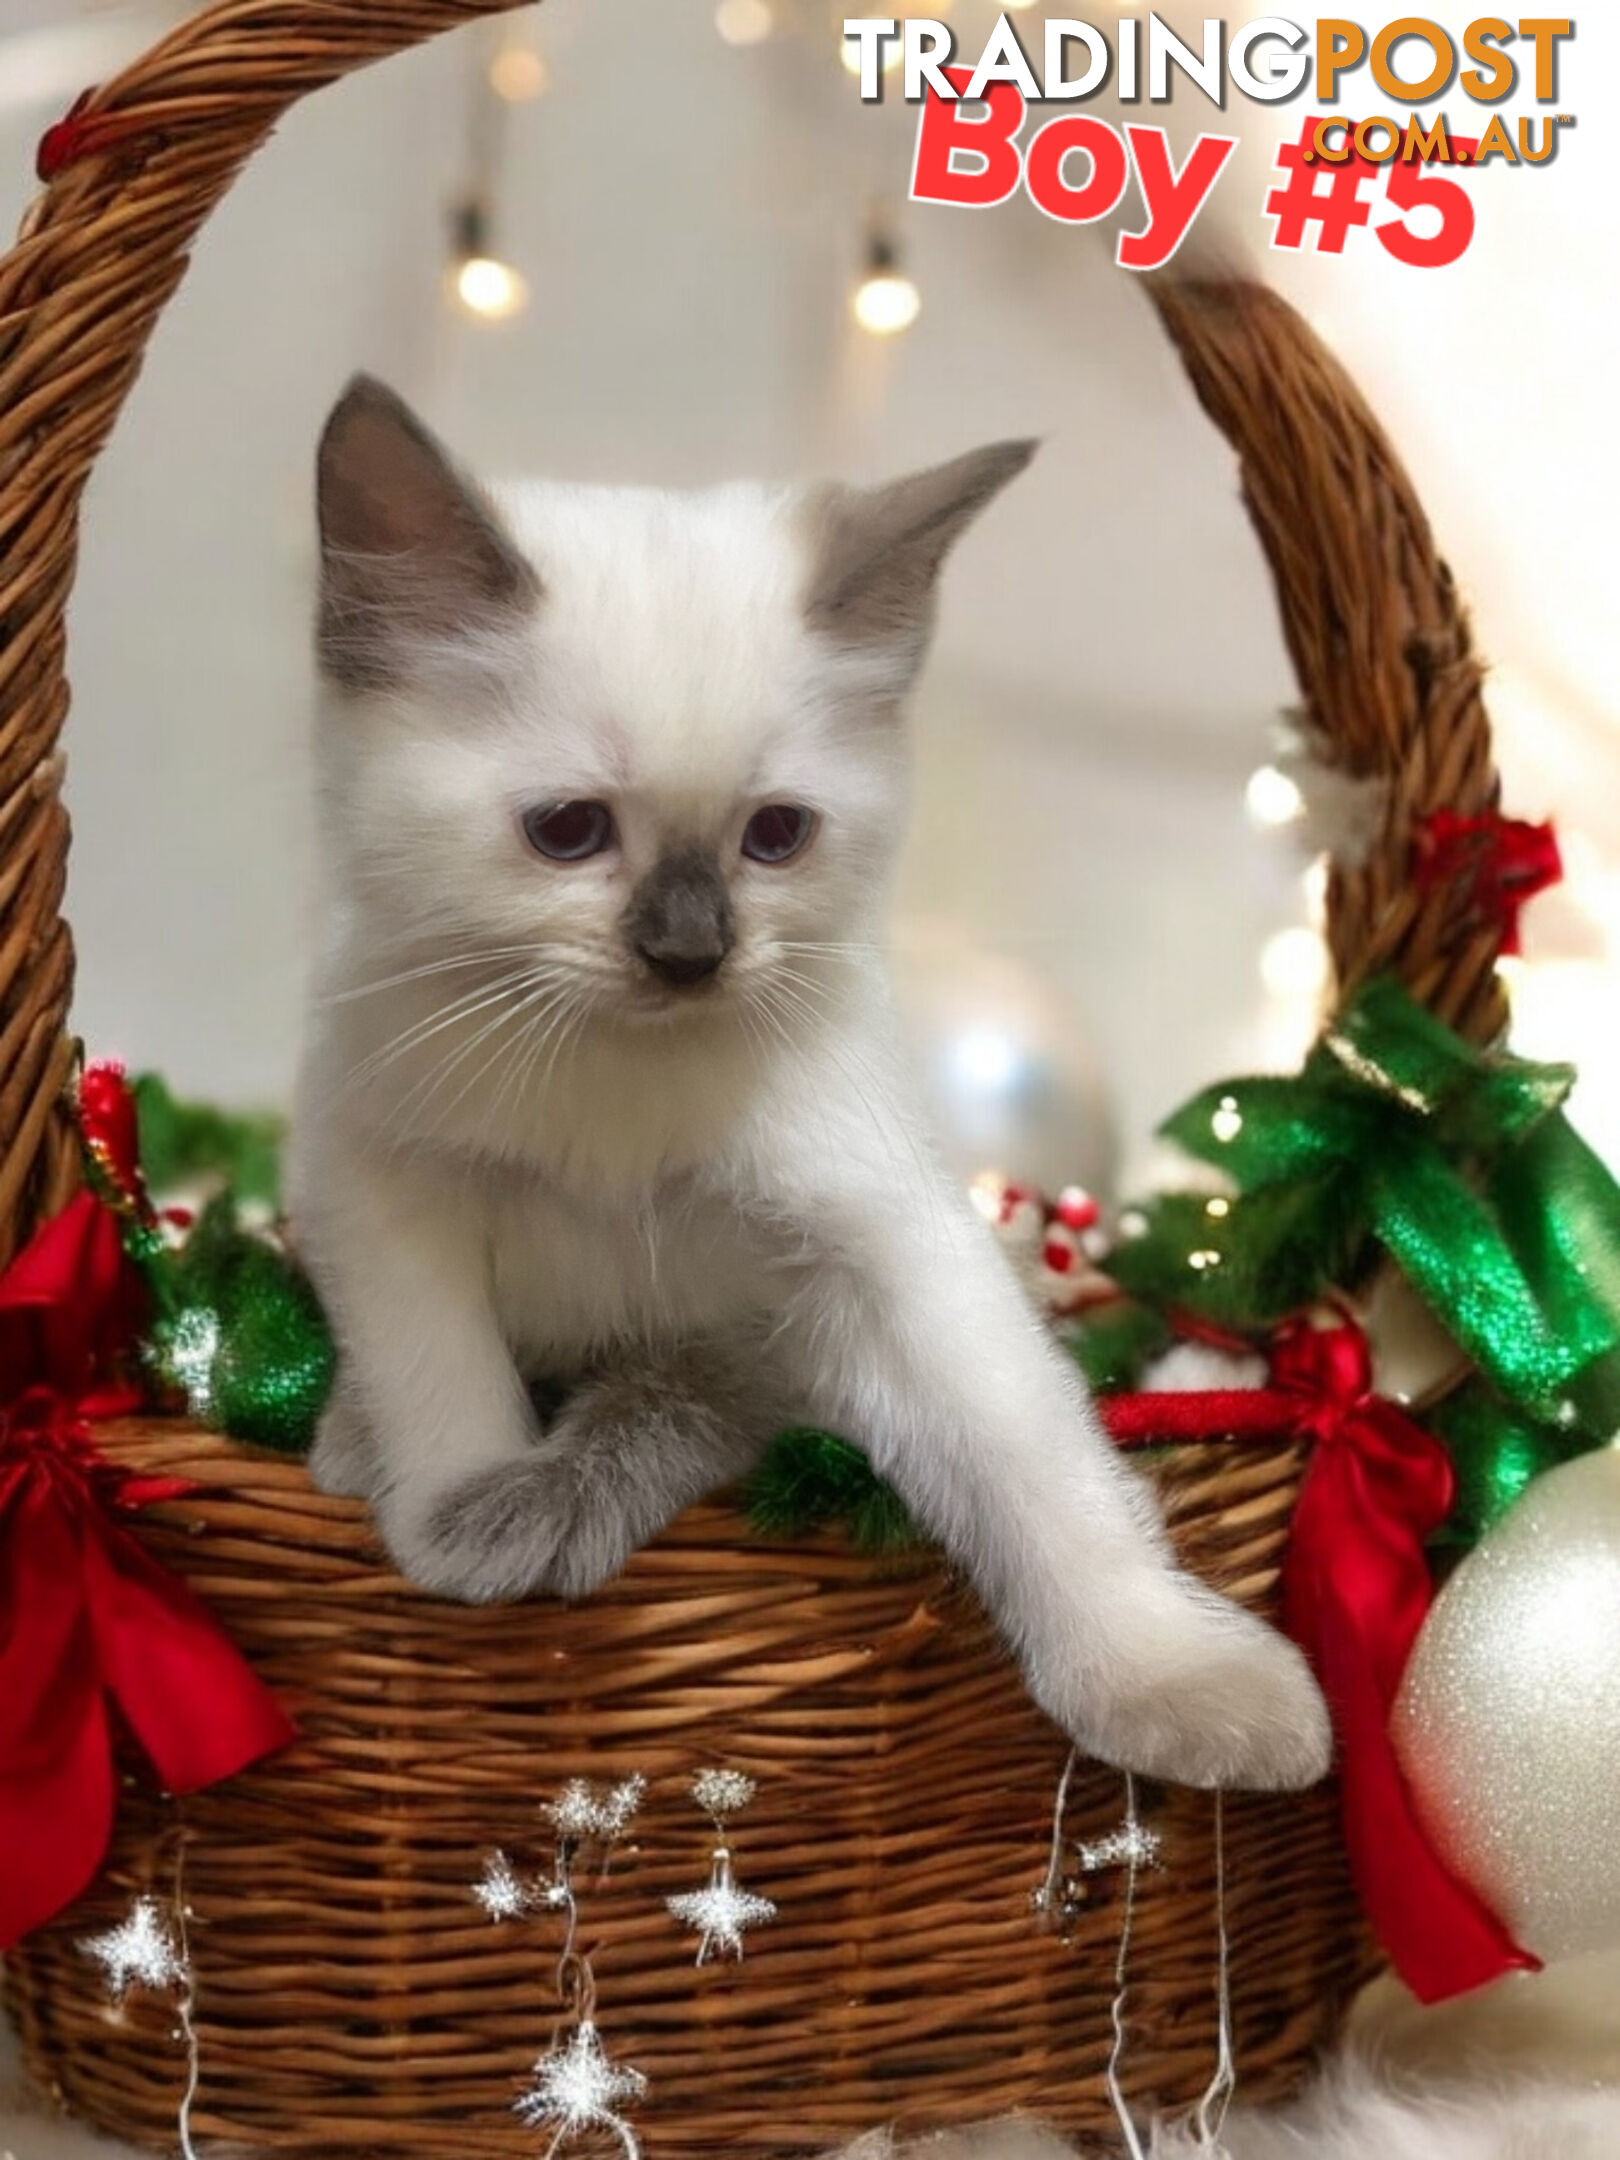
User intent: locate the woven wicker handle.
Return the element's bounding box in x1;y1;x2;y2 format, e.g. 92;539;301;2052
0;6;1504;1269
1150;282;1507;1046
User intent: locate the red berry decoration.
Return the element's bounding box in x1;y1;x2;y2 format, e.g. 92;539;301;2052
1054;1185;1101;1232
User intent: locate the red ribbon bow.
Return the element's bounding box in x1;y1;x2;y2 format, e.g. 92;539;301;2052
0;1189;295;1948
1102;1317;1538;2003
1415;808;1562;957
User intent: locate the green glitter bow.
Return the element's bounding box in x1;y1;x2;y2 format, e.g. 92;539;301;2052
142;1190;334;1455
104;1076;333;1455
1109;977;1620;1529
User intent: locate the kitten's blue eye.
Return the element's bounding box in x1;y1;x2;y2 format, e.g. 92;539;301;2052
523;801;615;862
741;804;814;865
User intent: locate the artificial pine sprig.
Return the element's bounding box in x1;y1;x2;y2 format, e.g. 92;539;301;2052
745;1428;916;1552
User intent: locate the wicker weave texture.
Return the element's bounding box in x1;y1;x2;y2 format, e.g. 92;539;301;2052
6;1421;1370;2153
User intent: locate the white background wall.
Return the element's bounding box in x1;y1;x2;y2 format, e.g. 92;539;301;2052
0;0;1616;1188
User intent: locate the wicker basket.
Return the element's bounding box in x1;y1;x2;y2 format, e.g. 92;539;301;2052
0;6;1514;2153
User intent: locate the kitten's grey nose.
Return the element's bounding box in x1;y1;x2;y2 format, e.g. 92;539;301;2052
625;846;734;990
640;946;724;987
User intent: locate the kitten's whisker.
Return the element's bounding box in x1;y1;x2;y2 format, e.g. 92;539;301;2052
771;966;845;1013
395;976;572;1132
747;990;845;1165
774;941;882;958
346;986;526;1094
484;981;587;1134
733;999;770;1081
388;1006;534;1132
367;974;564;1134
479;994;556;1137
532;986;597;1096
349;965;563;1087
742;989;800;1078
442;989;575;1139
325;946;542;1005
349;963;545;1062
745;983;858;1170
761;977;950;1243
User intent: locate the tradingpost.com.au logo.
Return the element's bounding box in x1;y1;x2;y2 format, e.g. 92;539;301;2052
843;16;1576;271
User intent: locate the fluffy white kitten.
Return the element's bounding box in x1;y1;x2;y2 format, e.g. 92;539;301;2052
288;377;1330;1791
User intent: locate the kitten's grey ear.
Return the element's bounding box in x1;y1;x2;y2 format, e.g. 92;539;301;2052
802;439;1037;655
316;374;539;690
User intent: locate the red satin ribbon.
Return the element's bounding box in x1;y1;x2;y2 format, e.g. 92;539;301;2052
1415;808;1562;957
0;1190;295;1948
1101;1317;1539;2004
0;1185;144;1406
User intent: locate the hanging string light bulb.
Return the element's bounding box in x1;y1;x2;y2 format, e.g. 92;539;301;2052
489;38;547;101
448;195;529;323
851;227;921;337
715;0;773;45
840;21;903;75
447;30;531;325
1244;764;1305;827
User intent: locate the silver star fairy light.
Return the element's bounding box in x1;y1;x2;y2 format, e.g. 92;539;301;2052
666;1846;776;1963
1077;1817;1163;1875
546;1779;602;1841
545;1774;645;1843
1033;1750;1162;1929
473;1850;532;1922
690;1767;755;1821
79;1896;185;2000
514;2018;648;2157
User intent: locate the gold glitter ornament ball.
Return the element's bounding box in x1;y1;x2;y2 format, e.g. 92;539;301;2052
1391;1447;1620;1965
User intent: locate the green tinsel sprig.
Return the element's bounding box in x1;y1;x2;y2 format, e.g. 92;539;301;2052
745;1429;918;1552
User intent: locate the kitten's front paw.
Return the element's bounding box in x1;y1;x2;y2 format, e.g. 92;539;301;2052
389;1459;571;1604
309;1397;382;1499
1050;1578;1333;1793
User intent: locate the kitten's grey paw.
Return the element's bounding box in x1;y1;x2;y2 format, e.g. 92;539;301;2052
393;1458;574;1604
308;1397;382;1499
1053;1579;1333;1793
521;1361;770;1600
386;1356;772;1605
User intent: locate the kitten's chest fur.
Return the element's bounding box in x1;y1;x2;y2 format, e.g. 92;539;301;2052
486;1167;786;1371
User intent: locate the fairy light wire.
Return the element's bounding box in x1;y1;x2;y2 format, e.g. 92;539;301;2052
172;1841;201;2160
1194;1789;1236;2150
1102;1771;1151;2160
1035;1745;1078;1916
